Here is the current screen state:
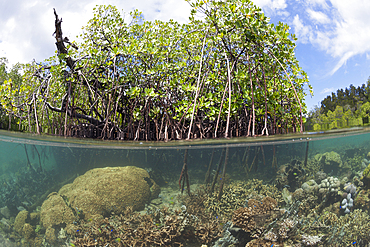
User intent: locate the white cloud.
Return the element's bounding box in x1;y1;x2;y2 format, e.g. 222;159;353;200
253;0;287;9
253;0;287;16
320;87;334;94
0;0;191;66
314;30;331;51
290;0;370;75
306;8;330;24
272;0;287;10
5;18;16;30
292;14;312;44
326;1;370;74
305;0;329;9
329;51;353;75
277;10;290;17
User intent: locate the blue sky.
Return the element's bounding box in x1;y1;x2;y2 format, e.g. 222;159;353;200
1;0;370;112
255;0;370;111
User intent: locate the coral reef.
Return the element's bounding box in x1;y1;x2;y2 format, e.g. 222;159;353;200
40;166;160;225
4;146;370;247
9;210;40;246
14;210;28;234
278;218;296;239
211;222;239;247
275;159;306;192
0;206;11;219
40;192;75;229
315;171;327;183
293;206;370;246
263;218;296;243
40;192;76;244
315;151;342;174
301;179;318;194
362;158;370;169
318;176;340;194
238;201;300;246
179;187;207;215
320;211;338;225
22;223;34;241
232;196;279;238
0;160;56;219
205;180;282;218
361;162;370;188
342;154;365;175
0;218;12;233
0;233;17;247
323;209;370;245
245;238;274;246
339;183;357;214
282;188;292;205
344;182;357;194
37;166;161;246
354;188;370;213
45;227;56;243
301;234;321;246
58;166;160;218
264;230;278;242
340;195;353;214
72;205;222;246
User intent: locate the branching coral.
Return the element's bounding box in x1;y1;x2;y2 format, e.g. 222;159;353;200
179;187;209;219
323;209;370;246
278;218;296;239
71;205;222;246
301;234;322;246
261;217;297;245
205;180;282;218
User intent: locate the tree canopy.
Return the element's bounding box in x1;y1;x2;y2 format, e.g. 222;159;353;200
320;81;370;114
0;0;311;141
306;78;370;131
0;58;23;129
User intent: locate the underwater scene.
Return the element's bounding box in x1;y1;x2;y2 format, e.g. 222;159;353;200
1;129;370;247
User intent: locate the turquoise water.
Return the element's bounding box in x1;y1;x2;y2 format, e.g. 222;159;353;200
1;128;370;246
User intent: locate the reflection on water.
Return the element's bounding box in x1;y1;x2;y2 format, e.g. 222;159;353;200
0;128;370;246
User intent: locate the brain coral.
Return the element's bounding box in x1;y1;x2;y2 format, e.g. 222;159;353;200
57;166;159;218
14;210;29;234
40;192;75;229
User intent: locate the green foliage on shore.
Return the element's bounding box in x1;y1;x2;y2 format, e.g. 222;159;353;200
0;0;310;140
0;58;24;130
306;79;370;131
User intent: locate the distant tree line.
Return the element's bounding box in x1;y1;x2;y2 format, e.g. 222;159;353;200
306;78;370;131
321;81;370;114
